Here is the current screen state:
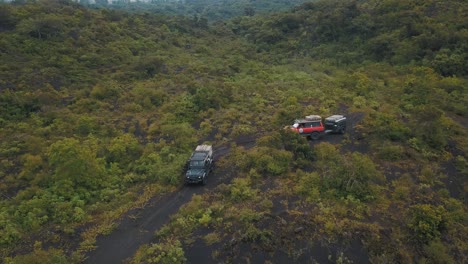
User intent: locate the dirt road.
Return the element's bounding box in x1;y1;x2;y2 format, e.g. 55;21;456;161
84;186;205;263
84;143;252;264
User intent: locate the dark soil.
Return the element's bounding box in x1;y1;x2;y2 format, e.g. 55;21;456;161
441;140;467;200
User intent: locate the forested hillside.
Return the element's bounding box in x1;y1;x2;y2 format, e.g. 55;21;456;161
0;0;466;263
89;0;311;22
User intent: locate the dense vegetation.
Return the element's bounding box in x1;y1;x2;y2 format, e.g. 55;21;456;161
89;0;311;22
0;0;466;263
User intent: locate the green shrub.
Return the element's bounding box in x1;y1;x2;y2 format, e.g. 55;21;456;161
4;242;68;264
391;174;414;202
376;142;406;161
252;147;292;176
229;178;257;202
0;211;21;246
410;105;448;150
90;82;121;100
135;238;186;264
279;130;314;166
454;155;467;175
295;170;321;202
203;232;221;245
422;240;454;264
198;209;212;227
242;224;272;245
314;143;383;200
365;111;411;141
133;151;187;186
353;96;367;108
47;137;107;198
407;204;446;244
107;133;141;167
76;115;100;136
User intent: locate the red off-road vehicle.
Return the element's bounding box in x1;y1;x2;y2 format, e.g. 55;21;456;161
291;115;325;140
290;114;347;140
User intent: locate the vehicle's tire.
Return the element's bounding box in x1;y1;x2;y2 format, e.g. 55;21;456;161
339;127;345;134
311;132;320;140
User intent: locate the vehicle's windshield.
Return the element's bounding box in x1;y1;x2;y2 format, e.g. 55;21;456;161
190;160;205;167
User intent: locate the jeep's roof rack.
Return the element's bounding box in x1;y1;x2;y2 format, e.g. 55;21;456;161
305;115;322;121
195;145;213;152
325;115;346;122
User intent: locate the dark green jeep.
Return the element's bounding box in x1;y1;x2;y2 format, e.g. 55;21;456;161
185;145;213;185
324;115;347;134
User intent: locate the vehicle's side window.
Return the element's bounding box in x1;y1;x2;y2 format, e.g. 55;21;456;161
311;121;321;127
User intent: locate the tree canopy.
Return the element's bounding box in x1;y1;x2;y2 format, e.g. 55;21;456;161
0;0;466;263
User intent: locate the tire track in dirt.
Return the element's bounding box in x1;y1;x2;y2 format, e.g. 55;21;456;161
84;140;255;264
